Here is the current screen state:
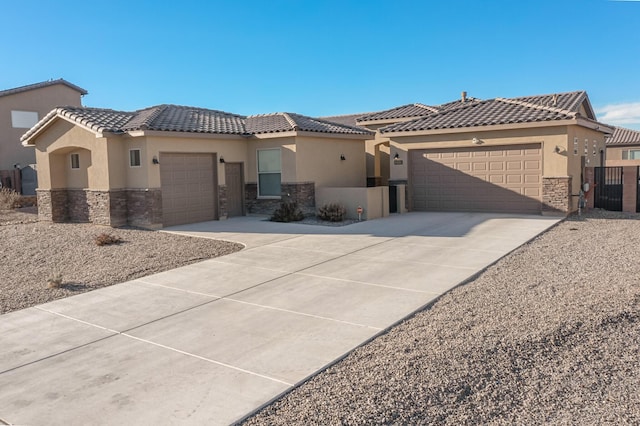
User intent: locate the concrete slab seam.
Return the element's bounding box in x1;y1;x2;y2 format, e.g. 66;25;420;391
224;298;382;331
32;307;294;387
292;272;440;294
120;332;294;386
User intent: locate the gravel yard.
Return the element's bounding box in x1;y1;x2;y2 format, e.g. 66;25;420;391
244;211;640;425
0;208;243;314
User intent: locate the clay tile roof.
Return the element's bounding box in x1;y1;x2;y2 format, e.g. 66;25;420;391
357;103;440;122
508;91;589;115
247;112;373;135
380;96;578;133
0;78;88;98
318;113;369;128
123;105;246;134
606;126;640;146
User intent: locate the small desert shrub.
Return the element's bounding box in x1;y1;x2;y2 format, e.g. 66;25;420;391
317;202;347;222
0;188;20;210
94;232;123;246
271;201;304;222
47;271;63;289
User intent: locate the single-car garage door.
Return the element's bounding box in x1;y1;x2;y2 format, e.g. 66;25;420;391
160;153;217;226
409;144;542;214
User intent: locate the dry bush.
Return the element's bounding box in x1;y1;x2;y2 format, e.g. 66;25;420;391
47;272;63;289
94;232;123;246
0;188;21;210
317;202;347;222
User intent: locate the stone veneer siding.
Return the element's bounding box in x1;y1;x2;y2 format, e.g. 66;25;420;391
36;188;162;228
245;182;315;216
542;176;572;214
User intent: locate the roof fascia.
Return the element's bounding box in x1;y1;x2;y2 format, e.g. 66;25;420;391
382;119;579;138
126;130;247;140
575;118;614;135
357;116;426;127
21;112;104;146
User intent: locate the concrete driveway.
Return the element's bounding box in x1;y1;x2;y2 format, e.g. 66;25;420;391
0;212;560;425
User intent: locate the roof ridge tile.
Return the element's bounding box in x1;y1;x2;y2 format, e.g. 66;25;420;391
496;97;576;117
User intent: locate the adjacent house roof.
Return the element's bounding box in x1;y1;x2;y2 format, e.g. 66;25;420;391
318;113;370;129
0;79;88;98
356;98;482;123
22;104;372;143
379;91;606;133
606;126;640;146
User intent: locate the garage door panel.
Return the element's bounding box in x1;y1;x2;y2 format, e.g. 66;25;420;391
409;144;542;214
160;153;217;227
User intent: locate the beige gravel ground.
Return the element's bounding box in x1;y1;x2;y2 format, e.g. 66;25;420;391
243;210;640;425
0;208;243;314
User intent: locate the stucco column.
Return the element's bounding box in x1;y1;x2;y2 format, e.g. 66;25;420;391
622;166;638;213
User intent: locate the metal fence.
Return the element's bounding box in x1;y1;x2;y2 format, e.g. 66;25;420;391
594;167;623;211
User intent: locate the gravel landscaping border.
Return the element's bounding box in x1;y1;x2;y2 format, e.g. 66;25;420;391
0;208;243;314
243;210;640;425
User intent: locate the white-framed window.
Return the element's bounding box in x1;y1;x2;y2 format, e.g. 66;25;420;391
573;137;578;155
129;149;141;167
257;148;281;197
70;153;80;169
11;110;39;128
622;149;640;160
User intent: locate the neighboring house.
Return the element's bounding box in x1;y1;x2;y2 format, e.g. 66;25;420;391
21;105;371;227
0;79;87;194
605;126;640;166
326;91;612;215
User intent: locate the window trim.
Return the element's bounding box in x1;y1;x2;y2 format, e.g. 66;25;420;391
70;153;80;170
257;148;282;199
11;110;39;129
622;149;640;160
129;149;142;167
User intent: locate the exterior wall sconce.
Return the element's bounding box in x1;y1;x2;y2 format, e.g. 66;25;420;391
394;153;400;160
152;156;160;165
340;154;346;161
472;137;483;145
219;157;225;163
554;146;563;154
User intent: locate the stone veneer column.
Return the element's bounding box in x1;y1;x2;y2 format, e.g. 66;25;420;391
36;189;68;222
244;182;315;216
542;176;572;214
126;189;163;228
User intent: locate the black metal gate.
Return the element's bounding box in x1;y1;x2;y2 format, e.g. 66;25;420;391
594;167;623;211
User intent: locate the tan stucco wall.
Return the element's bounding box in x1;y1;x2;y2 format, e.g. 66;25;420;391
32;120;111;190
246;137;296;183
295;136;366;187
386;126;570;182
606;144;640;164
316;186;389;220
566;125;607;196
0;84;83;170
143;135;249;188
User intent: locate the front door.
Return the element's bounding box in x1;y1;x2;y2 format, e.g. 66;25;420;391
225;162;244;217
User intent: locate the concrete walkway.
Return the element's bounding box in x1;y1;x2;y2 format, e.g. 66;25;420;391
0;212;560;425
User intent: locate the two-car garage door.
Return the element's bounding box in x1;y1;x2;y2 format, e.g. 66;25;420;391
409;144;542;214
160;153;217;226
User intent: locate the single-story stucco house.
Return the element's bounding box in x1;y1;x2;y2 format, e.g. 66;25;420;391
326;91;613;215
605;126;640;166
22;90;613;228
21;105;372;227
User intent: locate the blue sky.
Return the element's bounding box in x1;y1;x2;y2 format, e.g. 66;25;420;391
2;0;640;128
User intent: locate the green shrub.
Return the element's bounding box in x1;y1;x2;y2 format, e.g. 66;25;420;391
0;188;20;210
271;201;304;222
317;202;347;222
94;232;123;246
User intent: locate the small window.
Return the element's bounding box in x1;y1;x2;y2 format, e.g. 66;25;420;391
129;149;141;167
11;110;39;128
573;137;578;155
622;149;640;160
257;149;281;197
70;153;80;169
